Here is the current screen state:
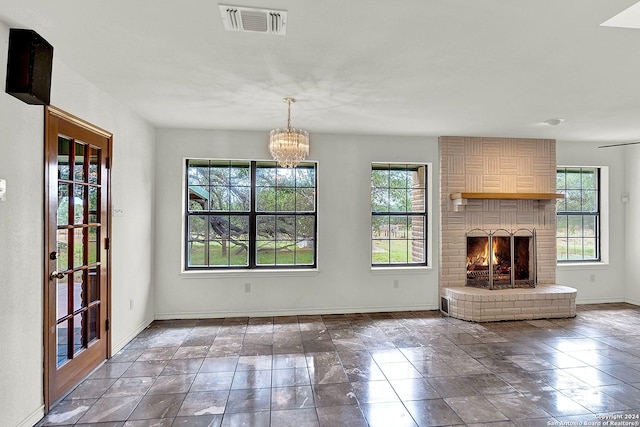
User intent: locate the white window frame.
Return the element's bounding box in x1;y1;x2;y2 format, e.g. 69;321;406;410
556;165;609;267
181;158;319;272
370;162;432;270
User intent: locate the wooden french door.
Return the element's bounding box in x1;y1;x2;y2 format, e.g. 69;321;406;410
44;106;112;409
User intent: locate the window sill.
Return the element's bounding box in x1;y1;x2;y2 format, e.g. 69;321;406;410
371;266;433;275
180;268;320;279
557;262;610;271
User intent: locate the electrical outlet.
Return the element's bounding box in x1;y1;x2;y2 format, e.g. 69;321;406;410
393;279;400;289
244;283;251;293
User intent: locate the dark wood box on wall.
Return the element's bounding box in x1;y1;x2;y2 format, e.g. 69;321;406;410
5;28;53;105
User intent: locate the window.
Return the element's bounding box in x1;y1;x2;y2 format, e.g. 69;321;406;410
556;167;600;262
185;160;317;269
371;163;427;266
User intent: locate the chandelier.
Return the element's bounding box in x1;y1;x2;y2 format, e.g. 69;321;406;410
269;97;309;168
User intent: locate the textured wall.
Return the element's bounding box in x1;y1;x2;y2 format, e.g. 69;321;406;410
439;136;558;292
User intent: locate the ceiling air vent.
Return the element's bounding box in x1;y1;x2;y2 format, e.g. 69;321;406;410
219;5;287;35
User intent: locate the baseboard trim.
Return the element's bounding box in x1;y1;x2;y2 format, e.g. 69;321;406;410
625;297;640;307
112;313;155;354
154;304;439;320
18;404;45;427
575;296;625;305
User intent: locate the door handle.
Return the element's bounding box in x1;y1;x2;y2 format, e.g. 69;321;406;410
50;270;66;281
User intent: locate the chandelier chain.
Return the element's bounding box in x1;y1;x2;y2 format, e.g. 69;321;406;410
285;97;294;130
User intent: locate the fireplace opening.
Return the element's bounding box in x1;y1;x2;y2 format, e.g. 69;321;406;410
466;229;536;289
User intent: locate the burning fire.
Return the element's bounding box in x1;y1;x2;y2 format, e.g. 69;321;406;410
467;240;499;267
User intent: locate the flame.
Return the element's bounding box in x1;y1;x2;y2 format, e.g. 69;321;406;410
492;239;499;265
479;240;499;265
480;242;489;266
472;240;499;266
466;237;502;269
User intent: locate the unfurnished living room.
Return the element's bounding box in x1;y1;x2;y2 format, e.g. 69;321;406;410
1;1;640;426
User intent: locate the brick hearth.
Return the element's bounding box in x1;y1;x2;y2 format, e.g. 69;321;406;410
443;284;577;322
439;136;576;321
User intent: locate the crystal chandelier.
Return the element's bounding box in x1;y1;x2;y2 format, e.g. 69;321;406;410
269;97;309;168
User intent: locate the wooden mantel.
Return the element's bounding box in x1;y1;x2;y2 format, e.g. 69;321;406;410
450;192;564;212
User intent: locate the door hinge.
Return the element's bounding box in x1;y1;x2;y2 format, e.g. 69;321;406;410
105;237;110;250
106;157;111;169
105;318;110;332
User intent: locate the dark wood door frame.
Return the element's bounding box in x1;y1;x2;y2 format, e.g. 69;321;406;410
43;106;113;411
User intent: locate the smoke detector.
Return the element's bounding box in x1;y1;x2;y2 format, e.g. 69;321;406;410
543;118;565;126
219;5;287;35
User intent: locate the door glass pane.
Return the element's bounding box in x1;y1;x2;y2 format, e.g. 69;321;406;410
57;229;69;272
73;229;85;268
88;267;99;303
88;306;99;343
88;226;98;264
88;187;99;223
89;147;99;185
73;270;85;312
74;185;86;224
74;142;86;182
57;321;70;367
57;279;68;320
58;137;71;180
73;313;85;356
57;184;70;226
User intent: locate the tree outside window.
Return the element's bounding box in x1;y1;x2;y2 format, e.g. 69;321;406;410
371;163;427;266
556;167;600;262
185;160;317;269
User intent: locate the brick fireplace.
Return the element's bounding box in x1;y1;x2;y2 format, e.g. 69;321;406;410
439;136;576;321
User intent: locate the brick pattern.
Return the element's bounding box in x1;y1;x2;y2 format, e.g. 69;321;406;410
444;285;577;322
411;168;426;262
439;136;561;319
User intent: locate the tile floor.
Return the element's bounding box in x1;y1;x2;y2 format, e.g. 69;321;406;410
37;303;640;426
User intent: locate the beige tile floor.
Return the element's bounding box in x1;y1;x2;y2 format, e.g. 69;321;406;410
37;303;640;426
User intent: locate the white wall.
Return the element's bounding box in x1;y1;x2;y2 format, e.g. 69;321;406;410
0;22;47;427
624;145;640;305
154;129;439;318
556;140;626;304
51;63;157;352
0;23;155;427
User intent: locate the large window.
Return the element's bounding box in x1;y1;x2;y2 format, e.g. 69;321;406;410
185;160;317;269
371;163;427;266
556;167;600;262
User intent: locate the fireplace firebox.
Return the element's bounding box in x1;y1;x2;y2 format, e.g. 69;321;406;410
466;229;536;290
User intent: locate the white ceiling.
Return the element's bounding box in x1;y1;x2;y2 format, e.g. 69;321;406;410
2;0;640;142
